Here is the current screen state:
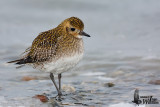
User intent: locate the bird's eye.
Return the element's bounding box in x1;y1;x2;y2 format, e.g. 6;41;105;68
71;28;75;31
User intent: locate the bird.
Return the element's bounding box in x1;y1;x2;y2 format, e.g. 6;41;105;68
8;17;90;97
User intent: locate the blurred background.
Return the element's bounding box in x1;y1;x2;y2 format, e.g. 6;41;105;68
0;0;160;106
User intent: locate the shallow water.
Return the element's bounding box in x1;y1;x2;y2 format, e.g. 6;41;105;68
0;0;160;106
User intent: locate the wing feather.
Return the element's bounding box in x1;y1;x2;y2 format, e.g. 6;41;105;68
25;29;60;63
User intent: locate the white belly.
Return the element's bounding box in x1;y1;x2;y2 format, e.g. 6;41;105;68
43;53;83;74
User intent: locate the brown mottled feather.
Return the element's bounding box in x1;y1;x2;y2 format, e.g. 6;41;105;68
8;17;84;65
27;29;61;63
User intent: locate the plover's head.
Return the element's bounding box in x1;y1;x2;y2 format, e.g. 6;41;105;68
60;17;90;39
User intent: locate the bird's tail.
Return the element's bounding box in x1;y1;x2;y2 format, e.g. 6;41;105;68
7;59;25;64
7;56;33;65
8;59;21;63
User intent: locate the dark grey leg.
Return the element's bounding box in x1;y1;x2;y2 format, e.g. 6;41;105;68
58;73;62;91
50;73;62;96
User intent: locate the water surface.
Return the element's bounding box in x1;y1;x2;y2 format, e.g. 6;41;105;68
0;0;160;106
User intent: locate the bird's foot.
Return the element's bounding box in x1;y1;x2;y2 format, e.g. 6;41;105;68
53;92;64;101
54;95;64;101
58;91;62;96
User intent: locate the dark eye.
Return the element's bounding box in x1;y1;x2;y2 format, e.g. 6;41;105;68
71;28;75;31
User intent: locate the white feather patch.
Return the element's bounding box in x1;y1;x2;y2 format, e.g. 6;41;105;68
76;35;82;39
43;53;83;74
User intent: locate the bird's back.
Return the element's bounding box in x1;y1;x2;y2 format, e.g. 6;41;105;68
8;17;87;74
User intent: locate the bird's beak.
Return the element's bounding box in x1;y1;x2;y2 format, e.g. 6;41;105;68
79;31;90;37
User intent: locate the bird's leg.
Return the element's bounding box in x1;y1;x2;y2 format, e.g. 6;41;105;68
58;73;62;92
50;73;62;96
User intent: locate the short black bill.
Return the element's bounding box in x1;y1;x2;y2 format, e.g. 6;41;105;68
79;31;90;37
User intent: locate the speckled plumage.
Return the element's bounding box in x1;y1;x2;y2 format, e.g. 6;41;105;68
8;17;89;74
8;17;90;96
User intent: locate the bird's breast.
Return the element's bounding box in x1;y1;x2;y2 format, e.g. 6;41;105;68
43;52;84;74
35;38;84;74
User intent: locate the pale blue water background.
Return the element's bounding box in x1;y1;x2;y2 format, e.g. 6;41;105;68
0;0;160;106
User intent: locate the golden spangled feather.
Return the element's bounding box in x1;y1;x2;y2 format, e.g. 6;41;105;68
8;17;85;65
27;28;62;63
25;17;84;63
20;47;31;57
7;16;89;97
